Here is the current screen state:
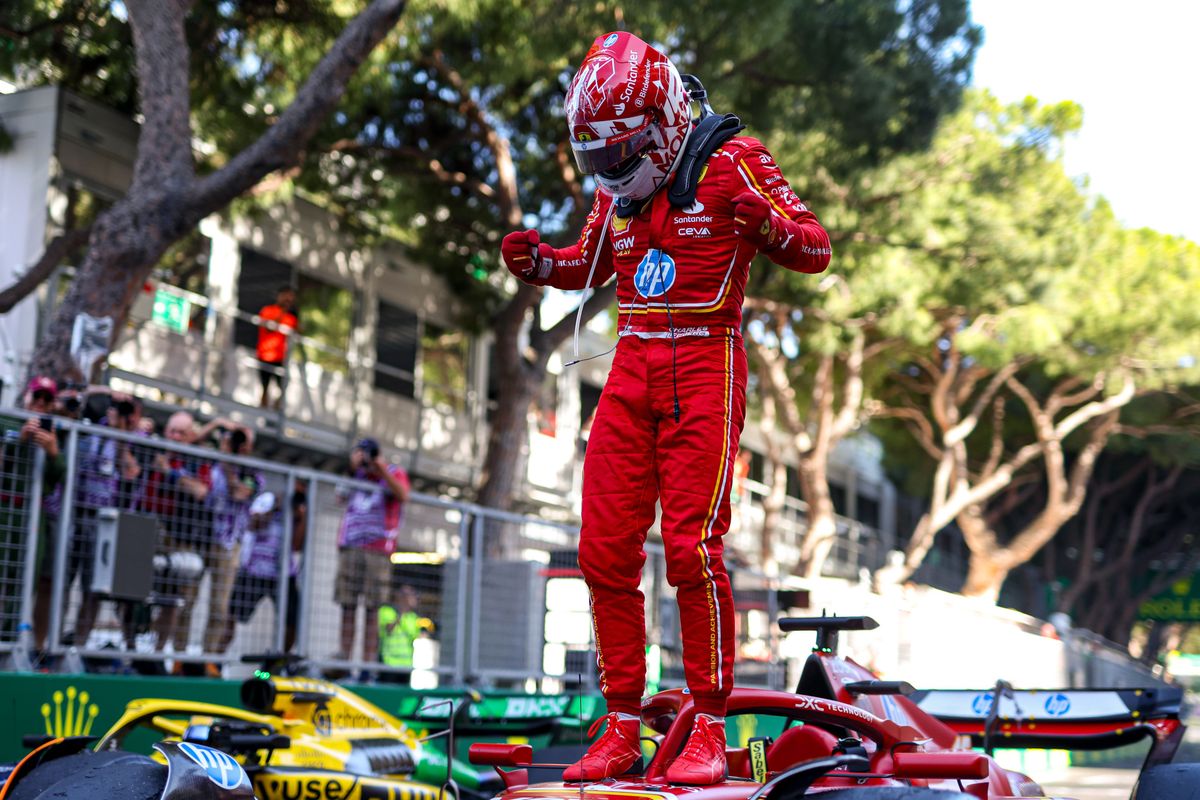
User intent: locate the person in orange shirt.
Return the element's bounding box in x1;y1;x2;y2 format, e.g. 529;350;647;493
256;286;299;408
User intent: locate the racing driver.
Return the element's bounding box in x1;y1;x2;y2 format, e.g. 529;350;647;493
501;32;831;784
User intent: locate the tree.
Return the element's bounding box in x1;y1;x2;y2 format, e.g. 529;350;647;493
745;287;895;578
4;0;981;513
1044;395;1200;648
1;0;408;380
865;93;1200;600
289;0;982;510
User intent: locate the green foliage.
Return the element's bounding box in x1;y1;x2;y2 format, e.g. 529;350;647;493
421;323;468;411
296;275;354;372
770;89;1200;498
0;0;982;328
0;0;137;114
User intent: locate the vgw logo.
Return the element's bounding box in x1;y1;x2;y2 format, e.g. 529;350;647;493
1044;693;1071;716
633;249;676;297
41;686;100;736
179;742;246;790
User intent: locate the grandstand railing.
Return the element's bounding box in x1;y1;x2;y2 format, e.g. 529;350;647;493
37;272;483;480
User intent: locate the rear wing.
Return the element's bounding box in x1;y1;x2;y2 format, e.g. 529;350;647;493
910;687;1185;767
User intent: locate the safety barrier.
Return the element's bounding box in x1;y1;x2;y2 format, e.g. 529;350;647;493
0;409;784;689
2;406;1158;694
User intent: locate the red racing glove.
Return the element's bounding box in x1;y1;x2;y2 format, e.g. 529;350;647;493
732;191;781;251
501;229;555;285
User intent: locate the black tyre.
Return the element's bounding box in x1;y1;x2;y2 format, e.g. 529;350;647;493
1131;763;1200;799
8;749;165;800
817;790;970;799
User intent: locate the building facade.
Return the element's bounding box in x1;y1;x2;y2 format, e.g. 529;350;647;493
0;85;897;580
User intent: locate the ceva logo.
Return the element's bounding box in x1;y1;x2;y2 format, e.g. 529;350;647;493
41;686;100;736
1044;693;1072;716
179;742;246;790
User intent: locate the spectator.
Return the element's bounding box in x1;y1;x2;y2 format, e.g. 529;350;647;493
0;378;65;643
222;486;306;654
256;286;299;409
199;422;260;676
145;411;212;659
53;381;89;420
334;437;410;670
378;584;432;684
49;391;143;650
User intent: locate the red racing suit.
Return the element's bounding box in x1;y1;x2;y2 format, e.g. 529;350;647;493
538;135;830;716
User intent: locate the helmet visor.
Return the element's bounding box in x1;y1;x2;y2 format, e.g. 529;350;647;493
570;122;658;175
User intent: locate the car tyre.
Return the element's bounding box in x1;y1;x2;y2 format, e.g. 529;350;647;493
1131;764;1200;799
7;750;165;800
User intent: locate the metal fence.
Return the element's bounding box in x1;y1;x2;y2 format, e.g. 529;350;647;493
0;409;786;690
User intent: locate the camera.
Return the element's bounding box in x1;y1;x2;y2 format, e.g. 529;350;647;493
62;395;83;414
114;399;136;418
82;393;112;424
229;429;248;451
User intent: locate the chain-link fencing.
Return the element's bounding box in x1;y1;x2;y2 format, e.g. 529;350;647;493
0;412;47;651
1;409;787;690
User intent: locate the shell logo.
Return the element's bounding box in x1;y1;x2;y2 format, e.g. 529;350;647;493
41;685;101;736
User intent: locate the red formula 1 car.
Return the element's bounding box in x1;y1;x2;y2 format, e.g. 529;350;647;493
471;616;1193;799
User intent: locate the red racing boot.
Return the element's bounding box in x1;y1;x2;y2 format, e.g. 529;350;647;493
665;714;727;785
562;712;641;782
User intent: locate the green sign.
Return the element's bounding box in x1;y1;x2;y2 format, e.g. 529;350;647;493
0;673;604;762
151;290;190;333
1140;574;1200;621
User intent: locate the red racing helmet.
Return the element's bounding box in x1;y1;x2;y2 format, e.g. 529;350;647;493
565;32;691;202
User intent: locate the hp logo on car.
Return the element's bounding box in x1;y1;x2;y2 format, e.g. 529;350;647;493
1044;693;1071;717
970;692;993;715
179;742;245;790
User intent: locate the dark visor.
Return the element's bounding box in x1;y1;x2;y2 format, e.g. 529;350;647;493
570;123;657;175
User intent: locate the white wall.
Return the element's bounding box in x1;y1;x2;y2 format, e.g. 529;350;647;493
0;87;58;402
784;579;1070;689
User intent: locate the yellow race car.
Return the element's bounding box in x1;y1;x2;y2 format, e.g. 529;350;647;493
90;674;495;800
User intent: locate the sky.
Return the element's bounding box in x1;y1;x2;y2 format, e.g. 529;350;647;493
969;0;1200;243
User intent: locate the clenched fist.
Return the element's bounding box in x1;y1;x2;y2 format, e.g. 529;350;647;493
732;191;781;251
501;230;555;285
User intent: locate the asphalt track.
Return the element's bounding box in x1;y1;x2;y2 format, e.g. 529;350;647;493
1039;766;1137;799
1036;724;1200;799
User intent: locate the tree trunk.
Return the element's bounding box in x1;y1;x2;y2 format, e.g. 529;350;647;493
475;282;617;511
0;226;92;314
476;287;542;511
882;367;1133;590
960;553;1011;603
26;0;407;379
957;504;1008;602
757;386;788;577
760;455;788;577
30;176;189;380
797;456;837;579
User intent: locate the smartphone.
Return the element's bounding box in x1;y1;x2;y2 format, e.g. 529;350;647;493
39;416;53;432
